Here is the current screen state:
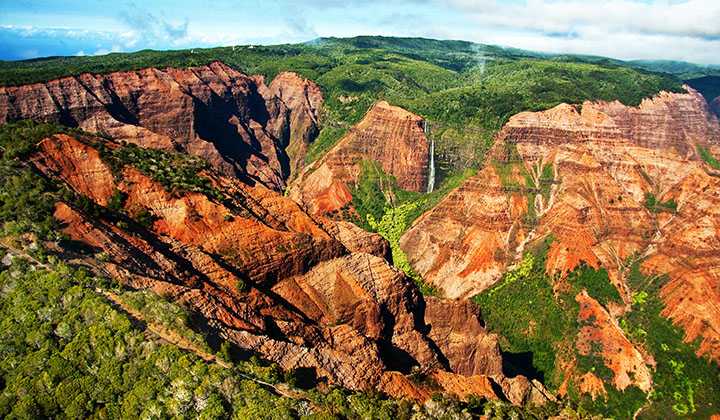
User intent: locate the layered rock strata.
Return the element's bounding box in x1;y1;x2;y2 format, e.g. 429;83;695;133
28;132;539;404
290;101;429;216
0;63;321;189
400;86;720;390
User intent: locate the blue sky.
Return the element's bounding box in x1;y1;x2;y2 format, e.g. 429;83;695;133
1;0;718;64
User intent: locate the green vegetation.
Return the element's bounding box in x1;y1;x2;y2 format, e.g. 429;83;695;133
580;386;647;420
470;237;700;419
684;75;720;102
304;126;347;166
0;255;382;419
367;202;438;296
618;264;720;419
643;192;678;214
473;241;720;418
406;58;683;129
348;161;395;231
698;143;720;170
566;262;623;308
0;40;690;274
0;119;228;243
0;119;84;159
0;120;230;250
472;241;572;388
347;160;474;296
402;168;476;226
484;253;535;300
0;257;245;420
99;141;224;201
107;189;128;212
0;121;76;242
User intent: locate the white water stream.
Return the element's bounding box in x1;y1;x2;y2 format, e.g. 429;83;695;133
425;120;435;193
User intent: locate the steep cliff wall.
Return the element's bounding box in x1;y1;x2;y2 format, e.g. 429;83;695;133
25;131;539;404
403;87;720;294
401;87;720;374
400;166;527;298
290;101;429;216
0;62;322;190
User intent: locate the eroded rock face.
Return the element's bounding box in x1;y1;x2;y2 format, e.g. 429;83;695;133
27;132;540;403
641;166;720;360
0;62;322;190
400;88;720;393
400;166;527;299
34;134;116;206
424;297;504;378
576;291;652;392
290;101;429;216
263;71;323;176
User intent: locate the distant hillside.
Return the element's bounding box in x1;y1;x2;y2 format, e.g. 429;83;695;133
627;59;720;79
685;76;720;102
0;36;685;174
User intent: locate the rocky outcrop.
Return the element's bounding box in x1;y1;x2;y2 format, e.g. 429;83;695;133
400;166;528;299
290;101;429;216
270;253;522;389
0;62;322;190
400;87;720;392
320;220;392;260
424;297;504;377
26;131;541;403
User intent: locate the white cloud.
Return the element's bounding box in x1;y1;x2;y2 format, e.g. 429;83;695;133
117;4;190;46
439;0;720;40
94;43;123;56
1;0;718;65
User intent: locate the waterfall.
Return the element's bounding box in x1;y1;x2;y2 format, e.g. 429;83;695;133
425;120;435;193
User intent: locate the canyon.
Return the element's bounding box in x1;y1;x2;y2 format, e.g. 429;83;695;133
400;87;720;400
0;67;549;405
2;53;720;417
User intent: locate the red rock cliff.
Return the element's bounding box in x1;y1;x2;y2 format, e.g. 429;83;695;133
290;101;430;216
0;62;322;190
401;86;720;383
26;131;539;404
